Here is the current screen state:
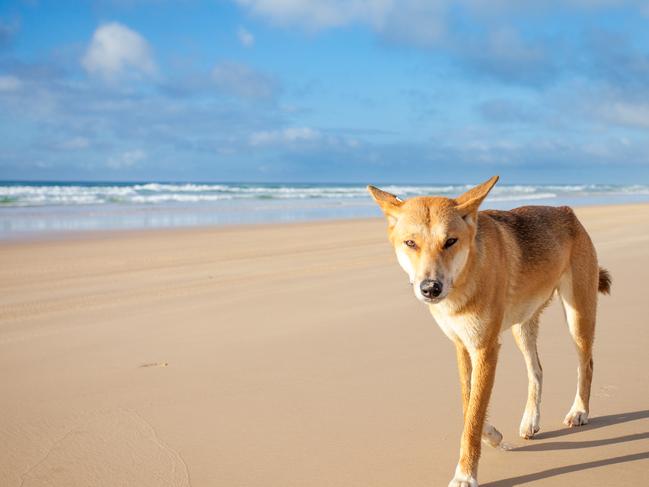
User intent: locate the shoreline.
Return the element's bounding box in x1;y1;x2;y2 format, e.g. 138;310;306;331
3;200;649;245
3;180;649;241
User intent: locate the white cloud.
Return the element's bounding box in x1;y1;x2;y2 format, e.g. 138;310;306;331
250;127;321;146
107;149;146;168
0;75;22;92
82;22;156;80
232;0;448;45
212;61;277;99
237;26;255;47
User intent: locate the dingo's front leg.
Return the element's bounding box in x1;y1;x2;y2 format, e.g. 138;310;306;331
455;340;502;449
449;344;499;487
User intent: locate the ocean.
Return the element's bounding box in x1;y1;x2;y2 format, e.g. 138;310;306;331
2;181;649;239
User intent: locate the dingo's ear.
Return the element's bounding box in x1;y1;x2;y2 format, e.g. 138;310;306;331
455;175;499;222
367;185;403;226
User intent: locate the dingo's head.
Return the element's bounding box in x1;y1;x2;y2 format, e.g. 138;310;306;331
368;176;499;304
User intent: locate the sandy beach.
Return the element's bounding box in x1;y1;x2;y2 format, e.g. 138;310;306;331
1;203;648;486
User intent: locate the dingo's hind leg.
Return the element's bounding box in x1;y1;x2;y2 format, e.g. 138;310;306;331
558;253;599;427
512;314;542;438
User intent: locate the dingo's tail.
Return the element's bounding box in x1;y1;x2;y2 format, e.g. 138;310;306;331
598;267;612;295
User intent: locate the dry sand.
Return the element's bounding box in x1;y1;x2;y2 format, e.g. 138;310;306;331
1;204;648;486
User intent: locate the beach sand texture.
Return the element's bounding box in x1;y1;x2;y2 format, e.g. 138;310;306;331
1;204;648;486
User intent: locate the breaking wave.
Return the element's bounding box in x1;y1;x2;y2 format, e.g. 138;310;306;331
2;182;649;207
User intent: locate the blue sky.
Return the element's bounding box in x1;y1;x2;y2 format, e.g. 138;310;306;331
1;1;649;183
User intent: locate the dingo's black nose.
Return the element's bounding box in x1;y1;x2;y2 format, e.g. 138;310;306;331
420;279;443;298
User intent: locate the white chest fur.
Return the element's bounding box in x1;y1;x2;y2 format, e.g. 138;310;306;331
429;288;553;352
429;302;486;352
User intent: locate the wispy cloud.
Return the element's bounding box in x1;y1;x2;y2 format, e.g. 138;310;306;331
234;0;392;31
454;27;558;86
478;99;541;124
232;0;647;88
249;127;320;146
212;61;278;100
0;16;20;49
583;29;649;90
237;26;255;47
0;75;22;92
107;149;147;169
57;137;91;150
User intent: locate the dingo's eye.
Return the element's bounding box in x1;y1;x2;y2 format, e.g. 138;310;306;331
404;240;417;248
444;238;458;249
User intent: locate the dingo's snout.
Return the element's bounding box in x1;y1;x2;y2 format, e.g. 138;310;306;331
420;279;443;299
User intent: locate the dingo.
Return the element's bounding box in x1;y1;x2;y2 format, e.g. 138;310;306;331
368;176;611;487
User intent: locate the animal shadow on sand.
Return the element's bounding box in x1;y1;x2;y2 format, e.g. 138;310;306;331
483;410;649;486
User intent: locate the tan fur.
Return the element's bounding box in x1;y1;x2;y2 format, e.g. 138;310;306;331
368;176;611;486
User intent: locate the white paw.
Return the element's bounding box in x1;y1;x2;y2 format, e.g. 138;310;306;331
482;423;503;447
449;465;478;487
448;475;478;487
564;409;589;427
519;410;540;439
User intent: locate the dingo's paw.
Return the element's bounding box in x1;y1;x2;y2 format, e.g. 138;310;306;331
482;423;503;447
519;410;540;439
564;409;588;427
449;465;478;487
448;475;478;487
